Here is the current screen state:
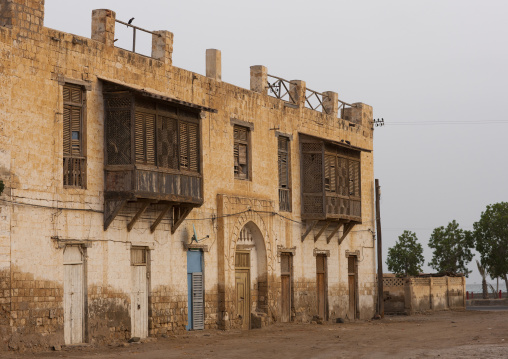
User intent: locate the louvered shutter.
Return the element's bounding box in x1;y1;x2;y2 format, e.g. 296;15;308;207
135;112;144;163
179;122;189;169
324;154;336;192
157;116;178;169
145;113;156;165
337;156;348;196
188;123;199;172
191;272;204;330
70;107;81;156
63;106;71;155
349;160;360;197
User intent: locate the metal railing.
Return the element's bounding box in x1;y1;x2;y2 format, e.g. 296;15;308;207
279;188;291;212
63;156;86;188
115;18;161;54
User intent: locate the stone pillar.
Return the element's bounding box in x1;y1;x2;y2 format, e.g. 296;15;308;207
342;102;373;126
206;49;221;81
250;65;267;94
91;9;116;47
152;30;174;66
0;0;44;29
322;91;338;117
289;80;306;107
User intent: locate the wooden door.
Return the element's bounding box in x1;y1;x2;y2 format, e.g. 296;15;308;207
316;254;327;320
235;270;250;329
131;248;148;338
348;256;357;319
280;253;292;322
187;250;204;330
64;246;84;345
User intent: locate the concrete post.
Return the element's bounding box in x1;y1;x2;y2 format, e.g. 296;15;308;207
91;9;116;47
250;65;267;94
289;80;306;107
0;0;44;29
206;49;221;81
322;91;338;117
152;30;174;66
342;102;373;126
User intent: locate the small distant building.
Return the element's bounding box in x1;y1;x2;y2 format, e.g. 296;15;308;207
0;0;377;349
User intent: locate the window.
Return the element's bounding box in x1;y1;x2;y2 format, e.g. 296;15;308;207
63;84;86;188
133;103;200;172
278;136;291;212
234;125;249;180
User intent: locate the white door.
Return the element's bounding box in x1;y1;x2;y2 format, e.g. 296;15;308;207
64;246;84;344
131;260;148;338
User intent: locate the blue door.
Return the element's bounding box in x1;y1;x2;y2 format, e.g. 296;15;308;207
187;250;204;330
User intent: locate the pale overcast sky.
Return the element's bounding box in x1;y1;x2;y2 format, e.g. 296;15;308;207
44;0;508;285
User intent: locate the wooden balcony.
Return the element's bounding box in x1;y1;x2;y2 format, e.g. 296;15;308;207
105;165;202;204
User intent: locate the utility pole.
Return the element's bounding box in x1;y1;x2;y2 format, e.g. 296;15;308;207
375;179;384;318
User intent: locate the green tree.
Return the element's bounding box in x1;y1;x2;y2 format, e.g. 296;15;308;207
386;230;424;277
428;220;473;276
472;202;508;292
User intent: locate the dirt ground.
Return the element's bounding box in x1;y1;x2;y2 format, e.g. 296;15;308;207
4;310;508;359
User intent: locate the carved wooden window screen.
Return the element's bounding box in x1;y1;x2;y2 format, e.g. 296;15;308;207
63;84;86;188
234;125;249;180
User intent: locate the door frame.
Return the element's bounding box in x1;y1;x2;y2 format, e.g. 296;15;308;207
347;254;359;319
130;246;150;338
280;252;293;322
235;250;251;329
63;244;88;344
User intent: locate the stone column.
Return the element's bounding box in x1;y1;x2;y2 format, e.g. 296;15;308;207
206;49;221;81
289;80;306;107
342;102;373;126
322;91;338;117
250;65;267;94
91;9;116;47
152;30;174;66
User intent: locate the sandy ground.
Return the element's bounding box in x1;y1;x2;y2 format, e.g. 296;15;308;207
5;310;508;359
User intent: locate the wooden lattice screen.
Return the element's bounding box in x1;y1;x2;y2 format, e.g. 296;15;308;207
105;94;132;165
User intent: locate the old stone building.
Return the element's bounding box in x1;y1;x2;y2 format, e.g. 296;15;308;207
0;0;376;350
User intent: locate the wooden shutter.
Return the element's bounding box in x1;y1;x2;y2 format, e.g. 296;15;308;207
188;123;199;172
234;125;249;179
324;154;336;193
191;272;204;330
349;160;360;197
278;137;289;189
104;94;132;165
337;156;349;197
135;111;156;165
70;107;82;156
63;106;71;155
179;122;189;169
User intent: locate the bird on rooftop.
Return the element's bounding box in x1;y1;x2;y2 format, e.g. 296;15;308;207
128;17;135;26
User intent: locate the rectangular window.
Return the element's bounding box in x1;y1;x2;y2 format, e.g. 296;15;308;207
234;125;249;180
63;84;86;188
278;136;291;212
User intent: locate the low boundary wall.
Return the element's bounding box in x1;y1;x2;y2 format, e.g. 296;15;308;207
383;276;466;314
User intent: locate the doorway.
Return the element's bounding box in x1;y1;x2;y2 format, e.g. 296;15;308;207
64;245;85;345
187;250;204;330
131;247;148;339
235;251;250;329
348;255;358;319
316;254;327;320
280;253;292;322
